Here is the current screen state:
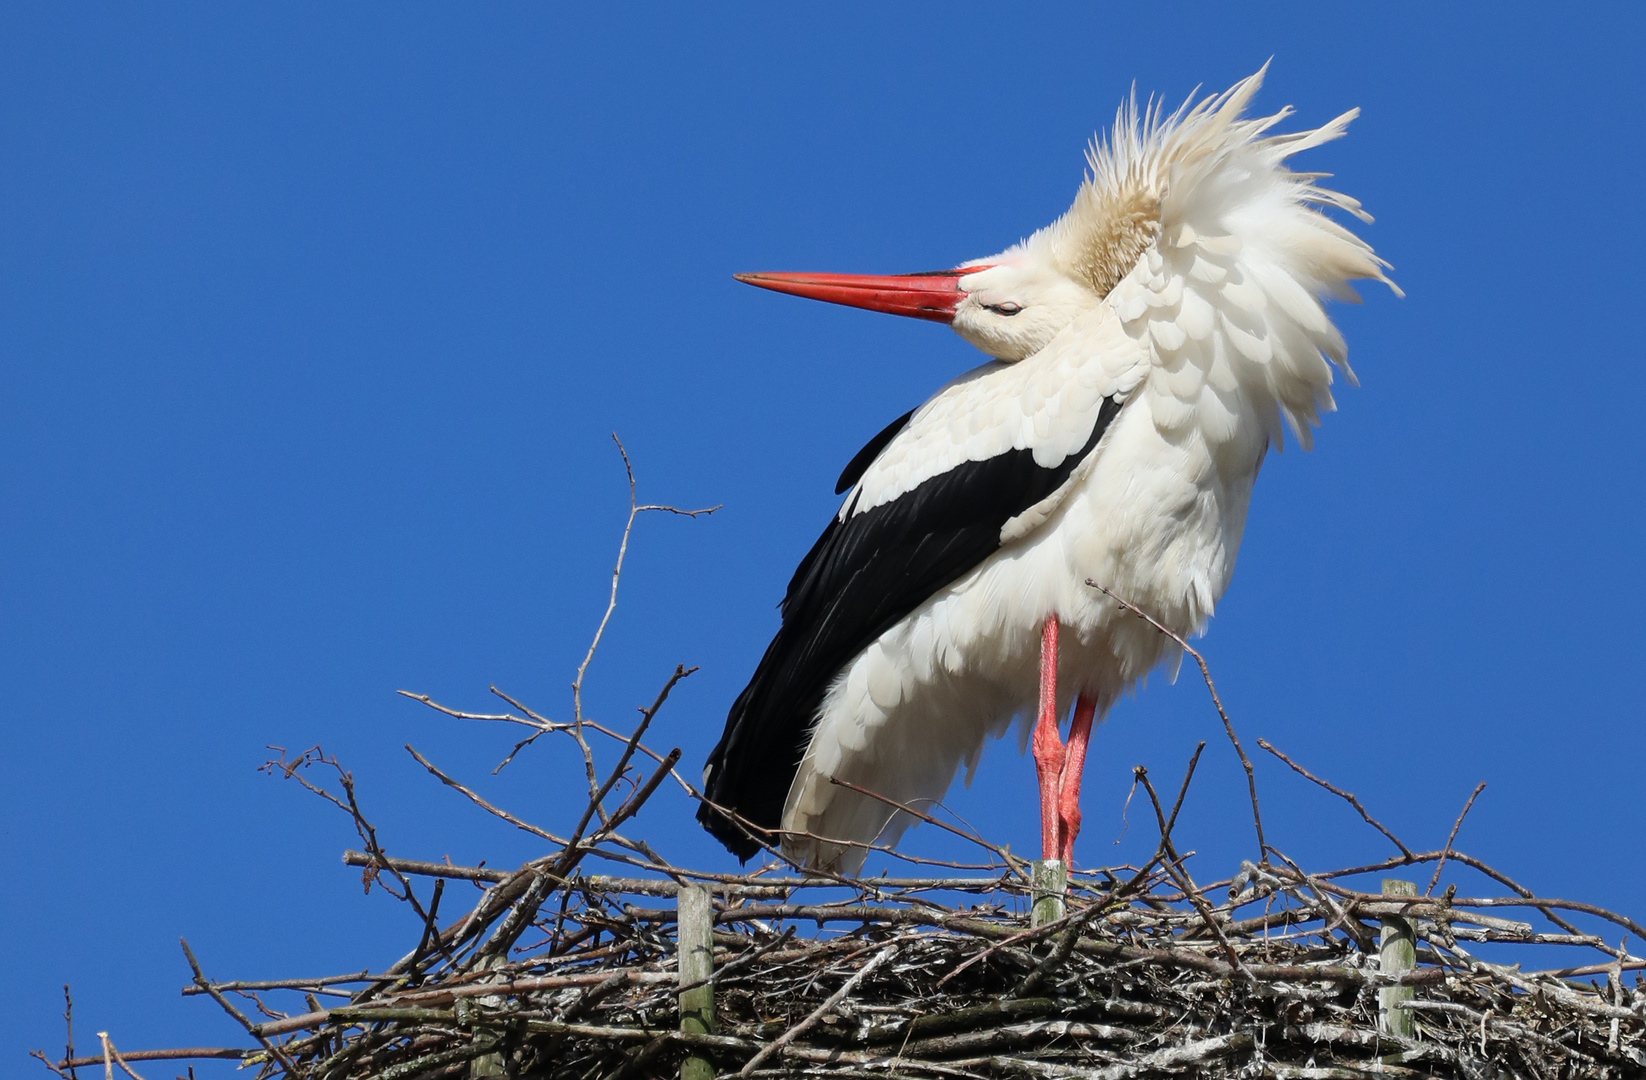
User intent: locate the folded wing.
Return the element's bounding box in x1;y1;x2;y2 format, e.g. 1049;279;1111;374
699;306;1149;858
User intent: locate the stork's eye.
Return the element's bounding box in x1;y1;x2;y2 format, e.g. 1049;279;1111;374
984;302;1022;316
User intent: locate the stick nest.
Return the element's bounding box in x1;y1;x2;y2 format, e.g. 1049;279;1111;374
35;452;1646;1080
43;724;1646;1080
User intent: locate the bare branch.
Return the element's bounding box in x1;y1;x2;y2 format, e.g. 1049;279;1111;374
1255;737;1414;860
1086;580;1266;862
404;744;568;845
1428;781;1487;895
569;435;719;795
564;664;695;859
178;939;299;1076
826;776;1028;880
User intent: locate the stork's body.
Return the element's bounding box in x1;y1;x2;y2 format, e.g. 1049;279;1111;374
700;71;1396;873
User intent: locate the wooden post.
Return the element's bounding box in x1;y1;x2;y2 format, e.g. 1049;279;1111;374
466;952;506;1077
1378;878;1417;1041
1030;859;1067;929
468;1027;503;1078
678;885;715;1080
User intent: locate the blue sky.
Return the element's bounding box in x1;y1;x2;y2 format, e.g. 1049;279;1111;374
3;4;1643;1070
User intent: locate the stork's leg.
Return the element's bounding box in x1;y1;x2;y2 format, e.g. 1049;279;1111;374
1056;694;1098;865
1031;616;1065;862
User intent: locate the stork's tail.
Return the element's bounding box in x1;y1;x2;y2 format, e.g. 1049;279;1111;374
696;625;826;861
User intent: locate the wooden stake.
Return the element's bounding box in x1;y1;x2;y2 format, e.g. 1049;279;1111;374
466;954;506;1078
1378;878;1416;1041
1031;859;1067;928
677;885;715;1080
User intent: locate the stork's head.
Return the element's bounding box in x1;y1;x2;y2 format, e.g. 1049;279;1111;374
735;166;1160;362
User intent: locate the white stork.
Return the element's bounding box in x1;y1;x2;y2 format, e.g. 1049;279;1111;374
699;69;1397;874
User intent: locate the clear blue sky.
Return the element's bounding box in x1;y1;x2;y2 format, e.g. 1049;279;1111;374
3;4;1643;1070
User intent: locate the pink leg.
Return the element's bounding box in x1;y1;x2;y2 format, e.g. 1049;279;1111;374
1057;694;1097;866
1031;616;1065;862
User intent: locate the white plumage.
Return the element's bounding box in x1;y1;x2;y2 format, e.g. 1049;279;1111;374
701;68;1397;873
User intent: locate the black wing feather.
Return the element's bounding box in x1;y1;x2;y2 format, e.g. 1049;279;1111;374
699;396;1122;859
835;408;915;495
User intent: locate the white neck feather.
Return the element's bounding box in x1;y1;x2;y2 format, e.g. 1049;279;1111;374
1060;66;1399;449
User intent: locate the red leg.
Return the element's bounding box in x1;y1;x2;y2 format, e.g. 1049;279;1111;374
1031;616;1065;862
1056;693;1097;865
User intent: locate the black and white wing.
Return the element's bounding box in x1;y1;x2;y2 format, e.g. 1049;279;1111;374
699;307;1148;858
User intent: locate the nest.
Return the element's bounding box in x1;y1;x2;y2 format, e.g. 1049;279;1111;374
33;461;1646;1080
39;709;1646;1080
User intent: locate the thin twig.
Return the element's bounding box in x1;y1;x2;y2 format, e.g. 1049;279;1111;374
1165;742;1205;837
569;435;718;796
827;776;1028;880
1255;738;1414;860
1428;782;1486;895
180;970;382;996
564;665;694;860
262;745;437;921
93;1035;147;1080
933;748;1199;992
177;939;300;1076
585;749;684;867
738;943;901;1077
62;985;77;1080
1086;580;1267;862
1135;766;1250;980
690;787;1014;877
404;744;568;845
487;686;562;773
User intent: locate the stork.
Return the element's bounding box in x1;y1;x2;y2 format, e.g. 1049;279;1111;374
699;69;1397;874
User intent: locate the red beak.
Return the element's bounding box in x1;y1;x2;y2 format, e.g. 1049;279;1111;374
734;267;987;324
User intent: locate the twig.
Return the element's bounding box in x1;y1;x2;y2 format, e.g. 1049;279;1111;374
94;1036;146;1080
1134;766;1250;979
1427;782;1486;894
1263;846;1375;951
177;939;300;1076
1164;742;1205;837
593;747;684;844
1255;737;1414;860
936;748;1202;990
487;686;561;773
475;871;553;963
62;985;77;1080
380;679;693;979
565;664;694;859
568;436;718;798
827;776;1028;880
693;789;1013;877
1086;580;1267;862
937;856;1175;991
180;971;400;997
408;877;446;980
1007;903;1109;999
404;744;567;844
738;943;901;1076
261;745;440;934
51;1050;265;1070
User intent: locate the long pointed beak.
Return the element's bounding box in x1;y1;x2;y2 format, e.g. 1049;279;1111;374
733;267;987;323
